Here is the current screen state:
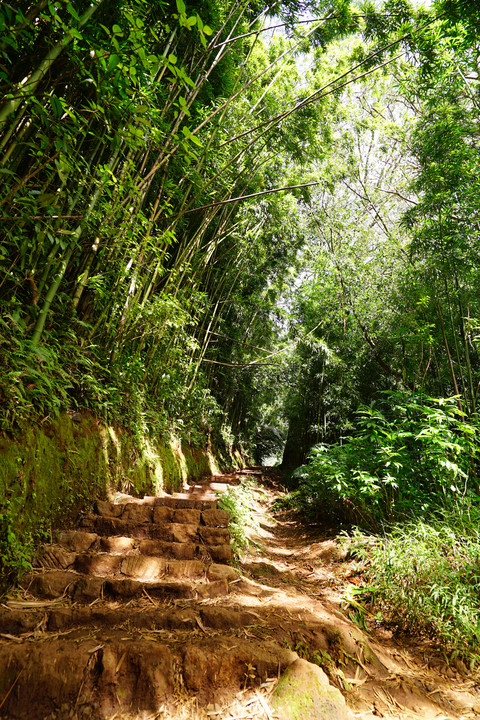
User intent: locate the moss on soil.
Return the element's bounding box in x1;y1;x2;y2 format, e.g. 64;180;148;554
0;412;228;592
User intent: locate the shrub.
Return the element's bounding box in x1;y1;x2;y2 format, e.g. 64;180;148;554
217;480;259;560
292;392;480;529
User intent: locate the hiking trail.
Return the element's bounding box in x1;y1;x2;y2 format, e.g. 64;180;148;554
1;469;479;719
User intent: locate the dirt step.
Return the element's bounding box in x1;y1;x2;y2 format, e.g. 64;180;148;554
105;495;218;510
78;516;231;544
51;534;232;563
0;603;262;636
95;501;229;527
71;553;237;581
0;633;297;720
20;568;233;602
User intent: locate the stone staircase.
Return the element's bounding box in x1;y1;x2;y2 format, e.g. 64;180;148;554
0;479;297;719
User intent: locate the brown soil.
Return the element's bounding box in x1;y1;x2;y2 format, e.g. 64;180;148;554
1;469;480;720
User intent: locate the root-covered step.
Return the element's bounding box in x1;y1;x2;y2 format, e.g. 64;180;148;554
0;486;252;718
0;633;297;720
0;602;262;635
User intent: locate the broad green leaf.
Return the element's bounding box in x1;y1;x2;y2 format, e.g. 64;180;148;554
176;0;186;13
108;53;121;71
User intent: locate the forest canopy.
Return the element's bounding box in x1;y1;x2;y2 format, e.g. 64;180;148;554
0;0;479;487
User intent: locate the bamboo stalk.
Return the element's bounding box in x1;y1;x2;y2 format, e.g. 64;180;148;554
0;1;106;130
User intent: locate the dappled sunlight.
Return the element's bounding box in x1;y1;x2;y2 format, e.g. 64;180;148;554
221;479;480;720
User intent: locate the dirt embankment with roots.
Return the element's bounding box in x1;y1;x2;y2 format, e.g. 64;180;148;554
1;469;480;720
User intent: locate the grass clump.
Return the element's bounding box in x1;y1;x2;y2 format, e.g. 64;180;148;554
217;480;259;560
355;508;480;667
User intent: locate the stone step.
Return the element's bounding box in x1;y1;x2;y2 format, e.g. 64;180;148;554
52;534;232;563
0;633;297;719
0;603;261;636
20;569;232;602
78;516;231;544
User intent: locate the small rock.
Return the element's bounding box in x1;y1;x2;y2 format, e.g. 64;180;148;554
95;500;122;518
207;564;237;582
57;530;98;553
198;526;230;545
208;544;232;563
153;506;173;523
271;658;349;720
73;576;105;601
170;523;198;544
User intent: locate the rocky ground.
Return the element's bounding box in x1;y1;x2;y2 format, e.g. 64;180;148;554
1;469;480;719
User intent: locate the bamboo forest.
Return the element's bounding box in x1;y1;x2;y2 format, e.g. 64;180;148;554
2;0;480;718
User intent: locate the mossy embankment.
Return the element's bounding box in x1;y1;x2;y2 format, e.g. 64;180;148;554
0;411;240;593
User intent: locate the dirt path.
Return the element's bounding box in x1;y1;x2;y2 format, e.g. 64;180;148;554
1;470;480;719
230;473;480;720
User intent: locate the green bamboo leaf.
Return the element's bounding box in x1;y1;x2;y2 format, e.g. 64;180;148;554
182;126;202;146
176;0;186;13
66;3;80;20
49;95;63;118
69;27;83;40
112;24;123;35
168;54;177;64
203;25;213;36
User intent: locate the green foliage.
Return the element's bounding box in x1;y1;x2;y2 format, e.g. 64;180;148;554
0;499;33;596
0;0;345;455
355;510;480;666
292;392;480;529
217;480;259;560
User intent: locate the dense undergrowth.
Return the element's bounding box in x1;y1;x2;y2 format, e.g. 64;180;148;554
354;510;480;667
0;314;225;447
284;391;480;666
291;392;479;529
